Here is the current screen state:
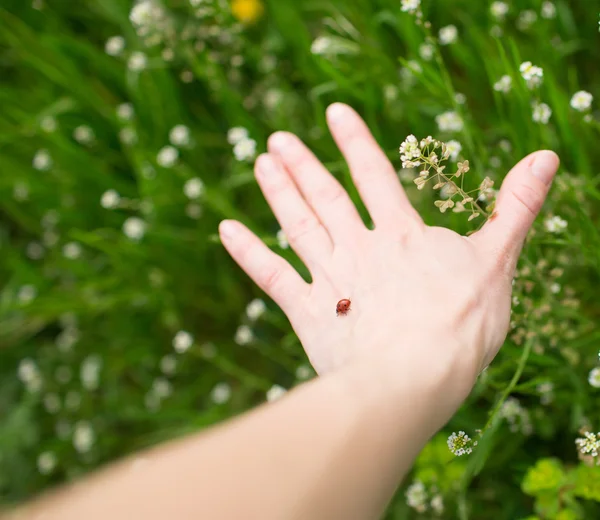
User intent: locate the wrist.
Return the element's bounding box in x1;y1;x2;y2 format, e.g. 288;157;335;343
336;336;478;435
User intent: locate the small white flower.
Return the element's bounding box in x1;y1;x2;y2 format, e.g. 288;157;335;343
173;330;194;353
33;149;52;171
400;0;420;15
56;327;79;351
266;384;287;402
454;92;466;105
520;61;544;89
544;215;567;233
169;124;191;147
570;90;593;112
276;229;289;249
18;358;40;384
234;325;254;345
227;127;249;145
233;138;257;161
310;36;331;55
160;355;177;376
532;101;552;124
493;74;512;93
101;189;121;209
157;145;178;167
18;285;37;305
37;452;57;475
246;299;266;321
295;364;313;381
129;1;159;28
550;282;561;294
128;51;148;72
73;421;95;453
73;125;95;145
541;1;556;19
152;377;172;398
117;103;134;121
445;140;462;161
419;43;434;61
517;10;537;31
40;116;57;133
406;481;428;513
589;367;600;388
123;217;147;241
183;177;204;199
490;2;509;20
430;494;444;515
105;36;126;56
211;382;232;404
62;242;82;259
80;355;102;391
119;127;138;146
438;25;458;45
435;111;464;132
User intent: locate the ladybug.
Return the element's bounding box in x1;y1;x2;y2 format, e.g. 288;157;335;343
336;299;351;316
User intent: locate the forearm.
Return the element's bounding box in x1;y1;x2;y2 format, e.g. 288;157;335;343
12;343;475;520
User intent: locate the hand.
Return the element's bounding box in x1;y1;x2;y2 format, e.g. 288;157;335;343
219;103;559;381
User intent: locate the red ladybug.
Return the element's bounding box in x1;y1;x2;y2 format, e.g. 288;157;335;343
336;299;351;316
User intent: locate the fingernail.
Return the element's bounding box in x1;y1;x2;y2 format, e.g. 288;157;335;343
326;103;348;123
219;220;238;241
268;132;292;153
531;150;559;185
256;154;277;176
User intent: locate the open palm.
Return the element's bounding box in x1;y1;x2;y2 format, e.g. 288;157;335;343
219;104;559;378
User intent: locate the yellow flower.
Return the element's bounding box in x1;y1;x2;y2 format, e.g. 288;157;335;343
231;0;264;24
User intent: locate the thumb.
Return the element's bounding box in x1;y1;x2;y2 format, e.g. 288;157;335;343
475;150;559;267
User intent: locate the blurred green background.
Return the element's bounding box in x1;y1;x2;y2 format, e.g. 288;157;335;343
1;0;600;518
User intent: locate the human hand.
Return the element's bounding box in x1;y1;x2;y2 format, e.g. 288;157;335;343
219;103;559;383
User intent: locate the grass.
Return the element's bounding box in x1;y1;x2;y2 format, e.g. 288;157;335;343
1;0;600;518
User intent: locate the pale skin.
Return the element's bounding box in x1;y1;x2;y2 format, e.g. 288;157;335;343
8;103;559;520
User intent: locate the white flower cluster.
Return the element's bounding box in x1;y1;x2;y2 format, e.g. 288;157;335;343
405;480;444;515
500;397;533;435
589;367;600;388
438;25;458;45
447;430;477;456
493;75;512;93
129;0;167;39
123;217;147;241
532;101;552;124
18;358;43;393
541;1;556;19
520;61;544;89
235;324;254;345
246;298;266;321
266;384;287;402
544;215;568;233
570;90;593;112
173;330;194;353
400;0;420;15
576;431;600;457
435;110;464;132
227;127;257;162
490;2;509;20
211;382;232;404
